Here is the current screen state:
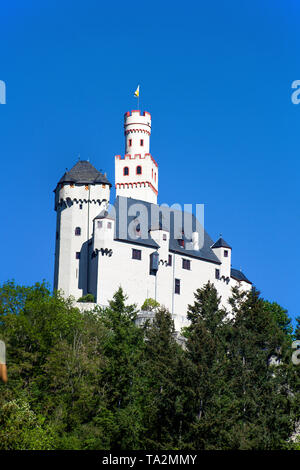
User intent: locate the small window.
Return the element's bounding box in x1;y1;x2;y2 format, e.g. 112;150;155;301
85;185;89;190
124;167;129;176
70;183;74;188
224;250;228;257
102;184;106;188
97;221;103;228
168;254;172;266
215;269;220;280
182;259;191;270
79;204;83;210
132;249;141;260
107;222;112;229
136;165;142;175
175;278;180;295
163;234;167;241
140;139;144;146
129;139;132;147
76;252;80;260
75;227;81;236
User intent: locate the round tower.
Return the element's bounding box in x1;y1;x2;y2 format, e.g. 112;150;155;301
124;110;151;155
115;110;158;204
54;160;111;300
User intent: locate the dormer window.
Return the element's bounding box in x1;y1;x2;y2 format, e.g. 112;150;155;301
136;166;142;175
124;167;129;176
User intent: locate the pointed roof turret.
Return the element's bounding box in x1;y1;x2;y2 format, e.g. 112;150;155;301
57;160;111;187
211;237;232;249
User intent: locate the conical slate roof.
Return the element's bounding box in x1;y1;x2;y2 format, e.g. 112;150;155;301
58;160;111;187
211;237;232;249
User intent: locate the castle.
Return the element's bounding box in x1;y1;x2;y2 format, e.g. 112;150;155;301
54;110;252;331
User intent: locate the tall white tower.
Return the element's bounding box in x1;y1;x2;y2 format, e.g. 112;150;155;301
54;160;111;299
115;110;158;203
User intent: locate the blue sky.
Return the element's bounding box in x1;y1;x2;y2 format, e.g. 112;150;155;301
0;0;299;324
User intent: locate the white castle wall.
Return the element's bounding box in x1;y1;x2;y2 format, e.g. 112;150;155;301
91;221;251;332
54;183;110;300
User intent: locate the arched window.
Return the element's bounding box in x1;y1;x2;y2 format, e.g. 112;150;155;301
75;227;81;236
136;165;142;175
124;167;129;176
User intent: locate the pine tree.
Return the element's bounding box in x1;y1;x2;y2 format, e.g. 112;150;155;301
185;281;233;449
226;286;295;449
140;307;194;449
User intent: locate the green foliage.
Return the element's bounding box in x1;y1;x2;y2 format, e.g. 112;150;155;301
141;298;160;311
262;300;293;339
77;293;95;303
0;280;298;450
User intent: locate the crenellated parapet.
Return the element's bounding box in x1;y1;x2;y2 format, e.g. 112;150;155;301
54;182;110;211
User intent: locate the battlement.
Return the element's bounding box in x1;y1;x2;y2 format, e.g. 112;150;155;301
115;153;158;167
124;110;151;135
124;110;151;119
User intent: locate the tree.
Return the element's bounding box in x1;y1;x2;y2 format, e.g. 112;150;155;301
226;286;296;449
97;287;145;448
140;307;194;449
141;298;160;312
262;300;293;339
185;281;233;449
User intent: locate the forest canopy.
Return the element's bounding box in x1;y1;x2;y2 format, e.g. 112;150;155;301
0;280;299;450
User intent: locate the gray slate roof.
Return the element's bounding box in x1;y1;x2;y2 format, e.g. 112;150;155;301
58;160;112;187
95;196;252;283
100;196;221;263
211;237;232;249
230;268;252;284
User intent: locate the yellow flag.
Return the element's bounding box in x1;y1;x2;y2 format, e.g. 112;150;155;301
134;85;140;97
